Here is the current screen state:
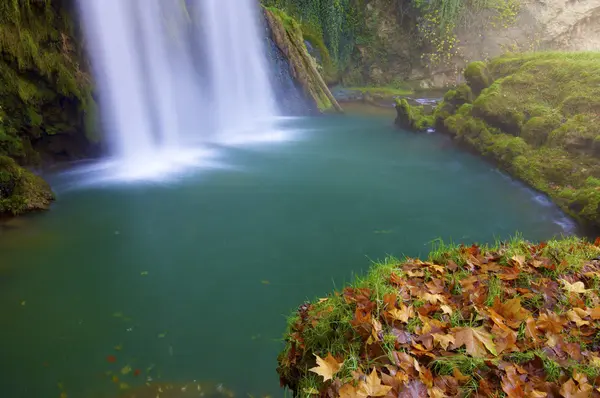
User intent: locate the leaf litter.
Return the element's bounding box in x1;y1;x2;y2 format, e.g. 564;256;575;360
277;237;600;397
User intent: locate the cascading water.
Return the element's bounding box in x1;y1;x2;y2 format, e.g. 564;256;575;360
77;0;279;179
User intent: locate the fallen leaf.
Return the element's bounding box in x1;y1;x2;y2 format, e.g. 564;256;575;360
560;377;593;398
106;355;117;363
133;369;141;377
422;293;445;304
121;365;132;375
537;312;565;334
452;326;497;357
524;317;541;343
389;304;414;323
397;380;427;398
566;310;590;327
309;353;343;382
339;383;363;398
140;271;148;276
440;305;453;315
432;333;455;350
561;280;588;294
511;255;525;267
358;369;392;397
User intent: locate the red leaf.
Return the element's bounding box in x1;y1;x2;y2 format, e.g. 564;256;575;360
106;355;117;363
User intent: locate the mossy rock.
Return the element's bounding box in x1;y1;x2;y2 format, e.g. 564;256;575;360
394;99;433;131
0;155;54;216
464;61;491;95
277;236;600;397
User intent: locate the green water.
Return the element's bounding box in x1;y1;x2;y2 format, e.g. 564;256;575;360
0;114;574;397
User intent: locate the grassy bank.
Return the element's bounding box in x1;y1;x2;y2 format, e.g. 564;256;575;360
278;236;600;396
396;52;600;230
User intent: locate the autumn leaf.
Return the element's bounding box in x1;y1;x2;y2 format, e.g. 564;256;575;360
309;353;343;382
560;377;593;398
524;317;541;344
565;309;590;327
389;304;415;323
339;383;364;398
422;292;445;304
511;255;525;267
536;311;565;334
493;298;530;328
440;305;453;315
358;369;392;397
397;380;427;398
590;307;600;320
452;327;497;357
560;280;589;294
432;333;455;350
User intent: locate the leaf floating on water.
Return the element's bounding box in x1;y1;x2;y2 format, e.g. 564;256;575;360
106;355;117;363
121;365;132;375
140;271;149;276
133;369;141;377
261;280;270;285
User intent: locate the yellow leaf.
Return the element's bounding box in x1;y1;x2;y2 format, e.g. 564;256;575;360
566;310;590;327
339;383;364;398
440;305;453;315
389;304;414;323
511;255;525;266
433;333;455;350
121;365;132;375
358;369;392;397
422;292;445;304
561;280;588;294
309;353;343;382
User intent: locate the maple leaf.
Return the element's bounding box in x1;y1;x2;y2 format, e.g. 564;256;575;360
339;383;364;398
432;333;455;350
440;305;453;315
358;369;392;397
452;327;497;357
560;280;589;294
389;304;415;323
524;317;541;344
511;255;525;267
565;309;590;327
494;298;530;328
422;292;445;304
559;377;593;398
501;366;525;398
536;311;565;334
590;307;600;320
397;380;428;398
309;353;343;382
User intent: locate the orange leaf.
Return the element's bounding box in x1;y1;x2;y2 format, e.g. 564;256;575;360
339;383;363;398
537;311;566;334
358;369;392;397
493;298;530;328
309;353;343;382
432;333;455;350
389;304;415;323
560;377;593;398
524;317;541;344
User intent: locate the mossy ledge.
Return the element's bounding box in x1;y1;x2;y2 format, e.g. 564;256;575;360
278;236;600;397
398;52;600;230
0;155;54;216
264;7;343;114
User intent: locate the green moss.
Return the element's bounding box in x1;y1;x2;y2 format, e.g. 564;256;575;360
464;61;491;95
0;0;93;163
0;155;54;215
394;98;433;131
265;7;343;113
434;52;600;229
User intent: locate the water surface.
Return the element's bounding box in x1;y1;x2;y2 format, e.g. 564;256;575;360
0;114;574;397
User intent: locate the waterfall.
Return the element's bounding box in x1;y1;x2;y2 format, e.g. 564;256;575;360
77;0;278;177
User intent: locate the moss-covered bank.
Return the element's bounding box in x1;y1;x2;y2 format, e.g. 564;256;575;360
0;0;94;216
397;52;600;230
278;236;600;397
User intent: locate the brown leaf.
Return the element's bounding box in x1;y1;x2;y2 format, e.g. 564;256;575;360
525;317;541;344
397;380;428;398
537;311;566;334
590;307;600;320
494;298;531;328
358;369;392;397
309;353;343;382
501;366;526;398
453;368;471;384
452;326;497;357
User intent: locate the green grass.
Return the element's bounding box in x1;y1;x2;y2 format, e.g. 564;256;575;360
345;86;414;97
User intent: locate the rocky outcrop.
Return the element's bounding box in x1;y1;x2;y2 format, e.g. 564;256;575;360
0;156;54;216
264;8;343;114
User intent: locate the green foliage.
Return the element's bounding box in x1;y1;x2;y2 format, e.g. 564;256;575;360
437;52;600;228
261;0;364;76
0;0;92;163
0;155;53;215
